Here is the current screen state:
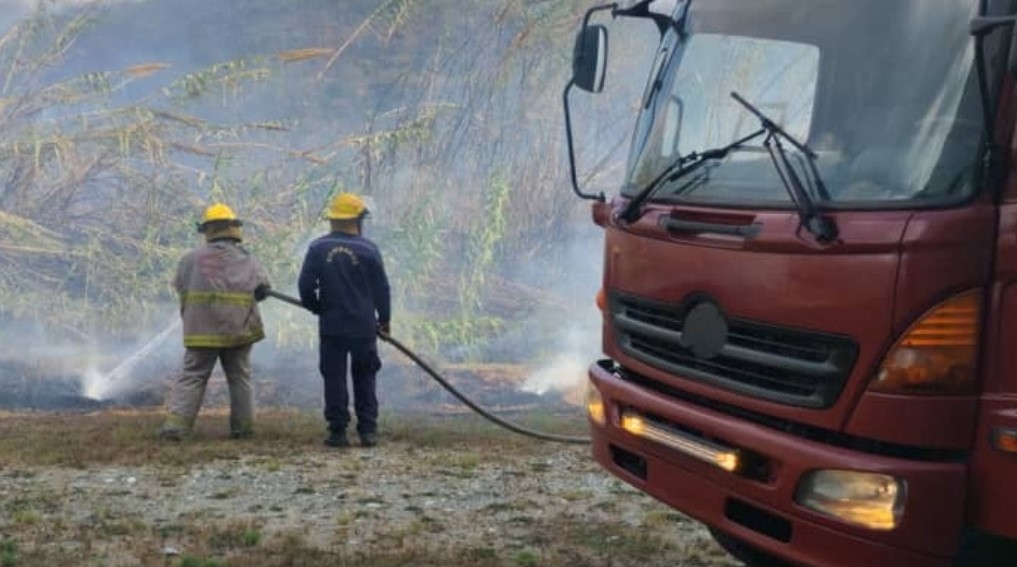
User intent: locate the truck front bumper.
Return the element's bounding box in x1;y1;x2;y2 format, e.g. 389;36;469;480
589;360;966;567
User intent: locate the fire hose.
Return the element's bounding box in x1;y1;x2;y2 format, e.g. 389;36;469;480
265;289;591;445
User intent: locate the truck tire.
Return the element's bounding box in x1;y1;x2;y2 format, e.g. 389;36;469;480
953;530;1017;567
708;528;795;567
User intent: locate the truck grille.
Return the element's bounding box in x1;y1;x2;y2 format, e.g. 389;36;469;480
611;293;858;408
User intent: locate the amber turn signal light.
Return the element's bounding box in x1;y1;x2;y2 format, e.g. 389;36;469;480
993;428;1017;454
870;290;981;395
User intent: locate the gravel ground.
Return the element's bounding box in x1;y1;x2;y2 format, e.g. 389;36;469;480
0;353;742;566
0;417;741;566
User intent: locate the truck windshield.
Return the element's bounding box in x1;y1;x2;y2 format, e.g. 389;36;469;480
623;0;983;207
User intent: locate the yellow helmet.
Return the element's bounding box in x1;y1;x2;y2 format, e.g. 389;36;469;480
326;193;368;220
197;203;243;237
201;203;238;224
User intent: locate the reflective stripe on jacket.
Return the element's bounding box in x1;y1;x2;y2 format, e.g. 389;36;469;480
175;240;270;348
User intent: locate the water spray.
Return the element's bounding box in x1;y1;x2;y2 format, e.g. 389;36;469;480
82;319;181;400
265;289;591;445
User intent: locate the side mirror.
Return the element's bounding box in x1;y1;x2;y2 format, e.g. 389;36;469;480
573;24;609;93
563;11;611;202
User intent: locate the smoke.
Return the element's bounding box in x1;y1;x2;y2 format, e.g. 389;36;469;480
520;325;597;402
0;313;180;408
0;0;140;32
0;0;137;7
505;233;607;404
491;15;661;401
0;0;659;412
515;223;605;401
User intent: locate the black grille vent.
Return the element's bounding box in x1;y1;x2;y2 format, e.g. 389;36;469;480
611;293;858;408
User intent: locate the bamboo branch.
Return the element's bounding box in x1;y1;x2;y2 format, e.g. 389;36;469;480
317;14;374;81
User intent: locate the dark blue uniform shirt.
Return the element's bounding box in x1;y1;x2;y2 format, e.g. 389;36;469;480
298;232;391;339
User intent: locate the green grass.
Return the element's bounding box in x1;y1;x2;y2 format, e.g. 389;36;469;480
241;529;262;548
1;539;17;567
206;522;263;552
512;550;539;567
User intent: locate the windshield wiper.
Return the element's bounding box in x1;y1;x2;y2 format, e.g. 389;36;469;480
619;127;765;223
730;92;838;243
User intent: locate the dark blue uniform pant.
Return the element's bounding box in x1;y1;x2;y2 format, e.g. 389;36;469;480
320;336;381;435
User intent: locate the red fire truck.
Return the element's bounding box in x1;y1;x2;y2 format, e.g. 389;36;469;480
565;1;1017;565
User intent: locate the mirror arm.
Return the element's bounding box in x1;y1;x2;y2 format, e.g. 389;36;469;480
969;13;1017;192
970;15;1017;37
612;0;672;36
974;34;997;171
583;3;619;28
563;80;606;202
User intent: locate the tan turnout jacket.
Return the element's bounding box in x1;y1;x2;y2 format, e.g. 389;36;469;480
174;240;270;348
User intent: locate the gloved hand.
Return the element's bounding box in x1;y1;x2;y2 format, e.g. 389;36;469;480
254;284;271;302
377;322;391;337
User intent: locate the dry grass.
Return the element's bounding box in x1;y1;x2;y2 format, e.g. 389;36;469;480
123;63;172;78
0;0;597;356
0;504;721;567
0;408;736;567
276;48;333;62
0;408;587;469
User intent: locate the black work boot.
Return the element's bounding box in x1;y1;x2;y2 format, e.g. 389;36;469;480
359;432;378;448
324;430;350;448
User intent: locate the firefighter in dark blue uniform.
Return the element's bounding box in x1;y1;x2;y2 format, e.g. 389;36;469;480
298;193;391;448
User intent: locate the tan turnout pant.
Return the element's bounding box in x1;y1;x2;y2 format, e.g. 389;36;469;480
164;344;254;436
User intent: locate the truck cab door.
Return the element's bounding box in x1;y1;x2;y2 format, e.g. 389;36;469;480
970;138;1017;540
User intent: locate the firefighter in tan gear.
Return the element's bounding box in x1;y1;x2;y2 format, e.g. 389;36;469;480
159;203;271;440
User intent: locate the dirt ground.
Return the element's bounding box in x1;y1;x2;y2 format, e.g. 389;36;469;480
0;409;741;567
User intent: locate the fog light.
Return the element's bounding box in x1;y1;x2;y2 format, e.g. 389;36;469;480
795;470;906;530
619;410;739;472
620;413;645;435
586;382;606;426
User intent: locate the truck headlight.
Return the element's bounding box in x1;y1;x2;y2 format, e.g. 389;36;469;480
586;381;606;426
795;470;906;530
